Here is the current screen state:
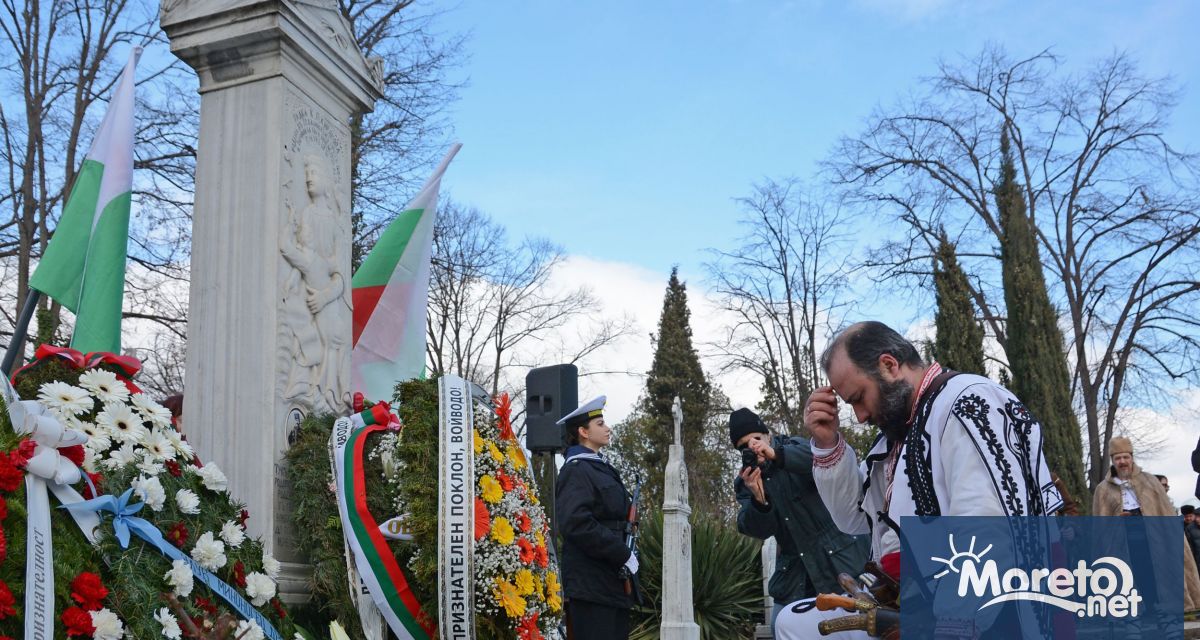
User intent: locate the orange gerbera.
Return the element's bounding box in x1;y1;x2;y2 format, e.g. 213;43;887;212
534;543;549;568
474;497;491;541
517;537;535;564
515;510;532;533
517;612;543;640
497;469;515;492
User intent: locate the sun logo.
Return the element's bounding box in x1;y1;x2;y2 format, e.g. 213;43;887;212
930;534;993;579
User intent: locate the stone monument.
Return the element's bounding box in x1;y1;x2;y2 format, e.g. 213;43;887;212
160;0;382;601
661;396;701;640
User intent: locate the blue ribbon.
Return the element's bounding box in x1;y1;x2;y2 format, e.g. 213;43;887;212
63;489;284;640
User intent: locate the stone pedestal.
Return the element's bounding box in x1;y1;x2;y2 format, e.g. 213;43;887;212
661;397;700;640
755;536;777;638
160;0;381;600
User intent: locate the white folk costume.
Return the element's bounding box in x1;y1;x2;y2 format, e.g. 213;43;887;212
775;364;1064;639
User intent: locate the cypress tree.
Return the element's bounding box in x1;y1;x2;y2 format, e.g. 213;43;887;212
611;268;732;517
933;234;987;376
996;128;1088;509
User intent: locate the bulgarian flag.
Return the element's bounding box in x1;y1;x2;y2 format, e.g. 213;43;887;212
351;143;461;402
29;47;141;354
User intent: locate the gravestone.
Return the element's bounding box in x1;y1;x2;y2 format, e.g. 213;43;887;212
160;0;382;601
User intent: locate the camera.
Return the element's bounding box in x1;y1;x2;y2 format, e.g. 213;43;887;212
741;447;763;471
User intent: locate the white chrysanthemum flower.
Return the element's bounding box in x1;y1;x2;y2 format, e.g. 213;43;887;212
191;532;227;570
176;489;201;515
78;369;129;404
192;463;228;493
97;402;147;444
164;559;194;597
153;607;182;640
103;442;138;470
131;474;166;511
89;608;124;640
137;454;164;476
234;620;265;640
141;429;174;461
220;520;245;548
244;571;276;606
262;552;281;580
131;393;173;428
164;428;194;459
37;381;93;416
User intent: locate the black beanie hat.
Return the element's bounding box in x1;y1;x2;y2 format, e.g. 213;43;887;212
728;408;768;446
1183;505;1196;515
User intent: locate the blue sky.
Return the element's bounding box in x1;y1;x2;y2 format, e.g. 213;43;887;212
437;0;1199;277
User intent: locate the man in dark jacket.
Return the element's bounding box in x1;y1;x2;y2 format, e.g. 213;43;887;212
1185;505;1200;583
555;396;637;640
730;407;871;632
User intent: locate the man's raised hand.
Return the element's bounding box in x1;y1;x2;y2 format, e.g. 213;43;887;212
805;386;841;449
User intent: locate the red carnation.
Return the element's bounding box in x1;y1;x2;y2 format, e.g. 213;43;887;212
0;580;14;618
474;497;491;541
60;445;85;467
0;496;6;519
166;522;189;548
240;508;250;528
0;453;22;492
165;459;182;477
517;537;535;564
195;596;218;616
70;572;108;610
16;439;36;465
0;527;6;563
272;598;287;619
61;606;95;636
232;561;247;587
82;472;104;499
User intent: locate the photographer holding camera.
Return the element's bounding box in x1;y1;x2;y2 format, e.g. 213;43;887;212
731;408;870;633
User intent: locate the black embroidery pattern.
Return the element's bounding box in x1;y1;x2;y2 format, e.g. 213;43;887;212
903;379;948;517
1003;399;1046;515
952;393;1024;515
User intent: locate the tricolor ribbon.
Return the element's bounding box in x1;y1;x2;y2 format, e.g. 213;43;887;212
63;489;284;640
1;372;101;640
332;414;434;639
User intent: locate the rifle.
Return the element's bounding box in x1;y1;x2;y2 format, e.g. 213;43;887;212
618;475;644;603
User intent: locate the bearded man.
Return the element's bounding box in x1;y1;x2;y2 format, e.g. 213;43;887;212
774;321;1064;639
1092;436;1200;609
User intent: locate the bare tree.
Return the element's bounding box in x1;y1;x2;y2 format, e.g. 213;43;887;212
426;201;634;399
829;46;1200;488
705;179;856;433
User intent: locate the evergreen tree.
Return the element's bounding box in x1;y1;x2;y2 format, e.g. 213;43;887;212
996;127;1088;509
611;269;735;519
933;234;987;376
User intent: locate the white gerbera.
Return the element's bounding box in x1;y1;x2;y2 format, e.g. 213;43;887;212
131;393;173;428
153;607;182;640
262;551;281;580
78;369;129;404
89;608;124;640
244;571;276;606
192;462;228;493
164;428;194;459
234;620;265;640
97;402;147;444
103;442;138;470
220;520;245;548
141;429;174;461
176;489;201;515
131;474;166;511
37;381;93;416
82;426;112;453
164;558;194;597
191;532;227;570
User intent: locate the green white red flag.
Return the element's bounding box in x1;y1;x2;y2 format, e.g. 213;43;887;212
351;143;461;402
29;47;141;354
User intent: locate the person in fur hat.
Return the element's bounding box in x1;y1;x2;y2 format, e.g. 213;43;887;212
1092;436;1200;610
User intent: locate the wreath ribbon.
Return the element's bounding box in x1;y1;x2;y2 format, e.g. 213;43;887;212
11;344;142;391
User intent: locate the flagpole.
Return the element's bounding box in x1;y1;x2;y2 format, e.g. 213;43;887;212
2;289;41;377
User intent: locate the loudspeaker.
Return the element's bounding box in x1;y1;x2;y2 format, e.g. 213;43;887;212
525;364;578;452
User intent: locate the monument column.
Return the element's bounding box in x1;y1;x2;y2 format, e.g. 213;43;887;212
661;397;701;640
160;0;382;599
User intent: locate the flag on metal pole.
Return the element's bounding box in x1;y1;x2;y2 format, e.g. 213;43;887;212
29;47;141;354
351;143;461;402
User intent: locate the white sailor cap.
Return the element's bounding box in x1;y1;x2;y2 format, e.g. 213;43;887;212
556;395;606;429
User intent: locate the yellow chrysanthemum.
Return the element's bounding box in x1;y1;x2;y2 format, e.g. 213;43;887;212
545;571;563;613
514;569;535;596
492;578;526;618
530;491;540;505
473;429;485;455
491;517;515;545
480;475;503;504
533;574;545;600
488;441;504;464
506;444;527;470
535;531;546;548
